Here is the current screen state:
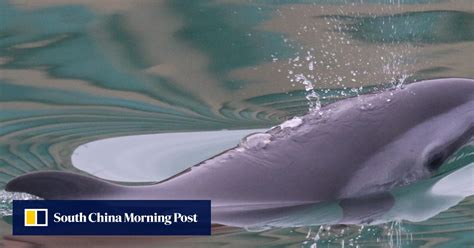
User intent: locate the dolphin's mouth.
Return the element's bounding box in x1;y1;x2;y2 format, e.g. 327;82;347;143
428;126;474;176
432;134;474;177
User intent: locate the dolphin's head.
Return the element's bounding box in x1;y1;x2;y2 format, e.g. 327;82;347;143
404;78;474;172
340;78;474;198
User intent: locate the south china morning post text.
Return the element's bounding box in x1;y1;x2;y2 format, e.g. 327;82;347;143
13;200;211;235
53;212;198;225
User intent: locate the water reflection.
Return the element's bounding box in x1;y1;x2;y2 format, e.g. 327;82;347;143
1;0;473;247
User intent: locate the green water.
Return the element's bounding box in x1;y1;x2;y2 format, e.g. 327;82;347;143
0;0;473;247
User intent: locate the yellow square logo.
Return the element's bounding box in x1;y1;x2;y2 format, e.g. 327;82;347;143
24;209;48;227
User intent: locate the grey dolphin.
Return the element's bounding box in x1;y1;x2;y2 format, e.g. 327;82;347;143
6;78;474;225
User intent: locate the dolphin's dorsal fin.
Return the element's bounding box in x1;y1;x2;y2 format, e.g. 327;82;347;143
5;171;123;200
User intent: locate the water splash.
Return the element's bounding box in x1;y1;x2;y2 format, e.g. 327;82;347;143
238;133;272;150
386;221;406;248
279;116;303;129
302;221;411;248
294;73;321;112
281;48;322;112
272;3;419;113
0;190;41;216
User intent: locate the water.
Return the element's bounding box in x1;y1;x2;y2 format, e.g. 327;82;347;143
1;0;473;247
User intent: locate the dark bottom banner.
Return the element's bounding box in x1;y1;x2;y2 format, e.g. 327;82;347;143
13;200;211;235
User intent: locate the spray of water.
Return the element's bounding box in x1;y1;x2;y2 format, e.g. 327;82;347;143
302;221;410;248
271;2;418;114
0;190;41;216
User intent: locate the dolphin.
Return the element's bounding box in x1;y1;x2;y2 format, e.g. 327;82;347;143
5;78;474;226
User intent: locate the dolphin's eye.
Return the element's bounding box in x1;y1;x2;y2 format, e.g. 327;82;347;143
426;152;446;171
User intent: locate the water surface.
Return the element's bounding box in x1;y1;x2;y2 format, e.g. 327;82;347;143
0;0;473;247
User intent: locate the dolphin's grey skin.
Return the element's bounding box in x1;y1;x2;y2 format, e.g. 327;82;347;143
6;78;474;225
